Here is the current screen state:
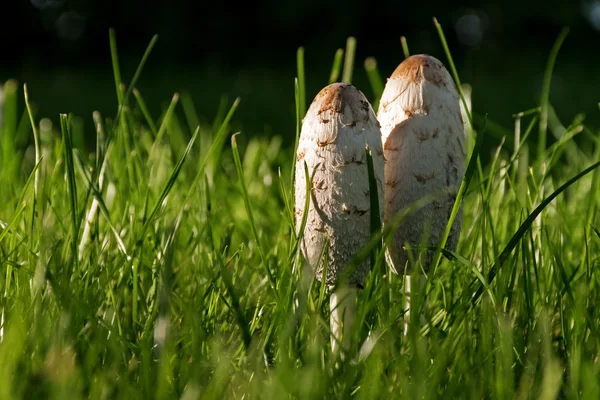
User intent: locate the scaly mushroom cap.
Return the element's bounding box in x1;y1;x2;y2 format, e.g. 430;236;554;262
377;54;466;274
295;82;385;287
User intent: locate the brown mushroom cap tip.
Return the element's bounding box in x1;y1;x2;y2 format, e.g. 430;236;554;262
311;82;372;121
390;54;451;87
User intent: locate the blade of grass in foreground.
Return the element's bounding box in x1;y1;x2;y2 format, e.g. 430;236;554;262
23;84;41;237
433;18;472;129
538;28;569;162
288;162;310;264
366;146;382;270
591;224;600;240
329;48;344;84
296;47;306;119
73;150;129;258
364;58;384;110
342;37;357;84
231;132;277;296
60;114;80;266
133;89;159;136
290;79;301;188
109;28;124;107
401;36;410;59
148;93;180;163
2;80;18;175
122;34;158;106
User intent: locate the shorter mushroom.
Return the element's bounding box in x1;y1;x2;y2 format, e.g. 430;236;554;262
295;82;384;353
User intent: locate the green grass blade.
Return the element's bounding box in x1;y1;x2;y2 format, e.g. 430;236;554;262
290;79;301;188
433;17;473;130
329;48;344;84
538;28;569;162
278;168;295;238
0;203;27;246
591;224;600;240
123;34;158;106
60;114;80;264
288;162;310;263
73;150;129;258
180;91;201;136
401;36;410;59
364;57;384;110
366;146;382;269
2;80;18;171
296;47;306;119
148;92;180;163
342;37;357;84
109;28;124;106
133;88;159;137
23;84;41;235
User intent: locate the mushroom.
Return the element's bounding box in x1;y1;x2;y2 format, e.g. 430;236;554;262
377;54;466;329
295;82;384;353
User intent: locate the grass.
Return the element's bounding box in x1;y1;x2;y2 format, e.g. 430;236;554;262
1;19;600;399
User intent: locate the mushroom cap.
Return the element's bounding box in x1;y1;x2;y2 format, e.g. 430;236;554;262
295;82;385;287
377;55;466;274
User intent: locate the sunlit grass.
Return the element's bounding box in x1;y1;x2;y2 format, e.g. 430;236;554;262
0;19;599;399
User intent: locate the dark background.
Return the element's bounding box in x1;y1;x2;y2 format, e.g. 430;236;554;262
2;0;600;152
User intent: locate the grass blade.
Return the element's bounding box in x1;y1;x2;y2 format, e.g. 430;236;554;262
366;146;382;269
342;37;357;84
591;224;600;240
401;36;410;59
133;89;159;137
296;47;306;119
538;28;569;162
433;17;473;130
290;79;301;188
123;34;159;106
329;49;344;84
109;28;124;106
364;57;384;110
23;84;41;237
148;93;180;163
60;114;80;264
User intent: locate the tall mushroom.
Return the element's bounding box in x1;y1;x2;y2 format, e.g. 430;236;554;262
377;54;466;330
295;82;384;353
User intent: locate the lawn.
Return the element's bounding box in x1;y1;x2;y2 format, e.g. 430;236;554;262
0;22;599;399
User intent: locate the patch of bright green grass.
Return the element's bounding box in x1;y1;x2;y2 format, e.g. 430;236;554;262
1;20;600;399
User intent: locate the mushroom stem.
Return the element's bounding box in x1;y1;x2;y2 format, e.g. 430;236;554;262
329;286;357;354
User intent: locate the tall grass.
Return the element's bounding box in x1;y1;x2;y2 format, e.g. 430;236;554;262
0;20;599;399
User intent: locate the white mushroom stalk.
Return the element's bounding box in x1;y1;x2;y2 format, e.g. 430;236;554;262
377;54;466;331
295;82;384;354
